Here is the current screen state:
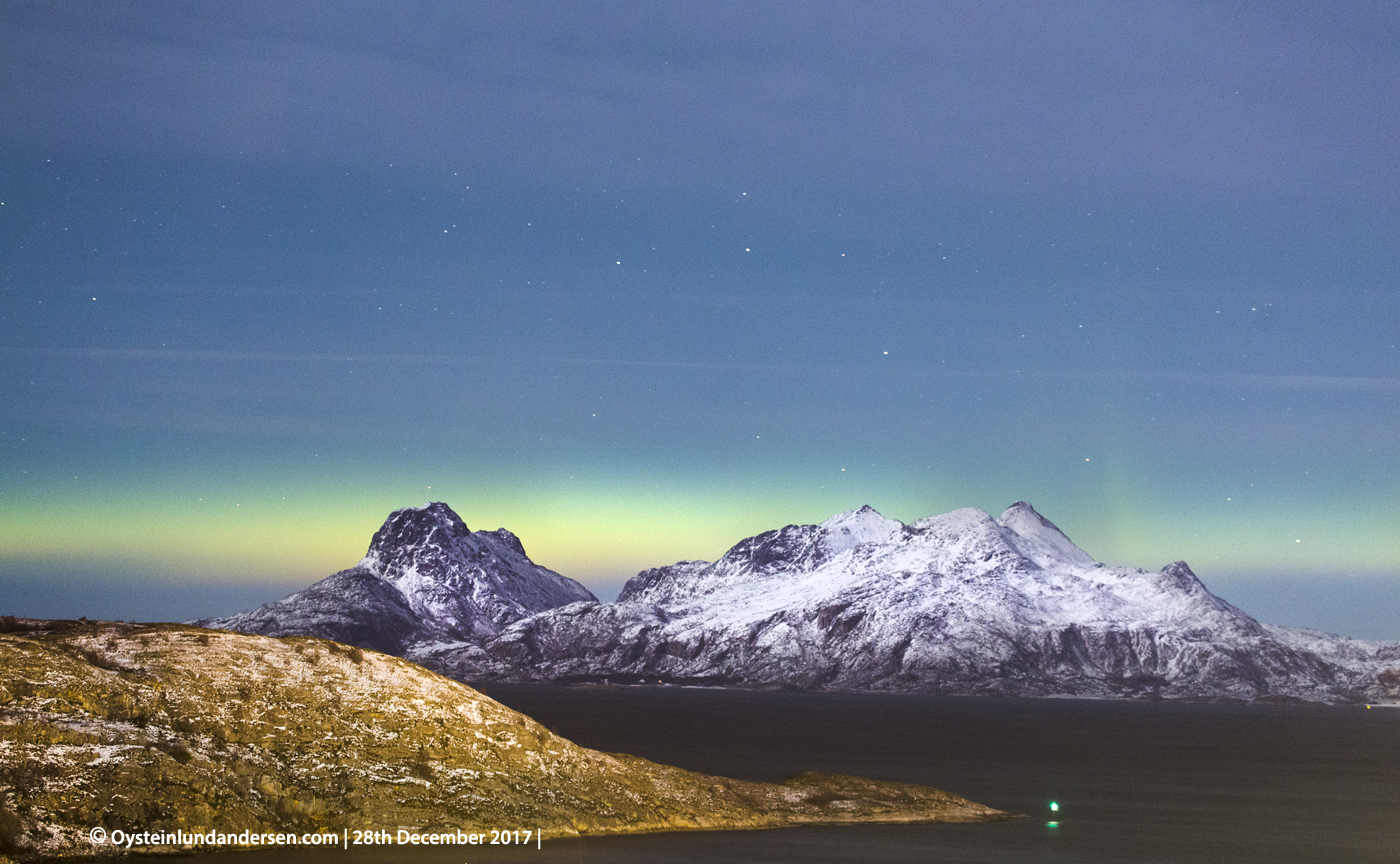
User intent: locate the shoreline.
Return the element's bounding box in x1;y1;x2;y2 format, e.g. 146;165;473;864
0;622;1007;862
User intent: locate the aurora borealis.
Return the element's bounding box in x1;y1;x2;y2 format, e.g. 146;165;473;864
2;3;1397;636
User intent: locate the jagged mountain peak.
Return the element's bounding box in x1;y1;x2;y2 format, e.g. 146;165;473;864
819;505;904;555
617;507;903;608
821;503;882;521
352;502;595;638
194;498;1400;705
1158;560;1218;598
623;503;1094;612
998;500;1040;521
434;501;1400;703
1161;560;1197;581
361;501;473;571
994;500;1097;569
357;502;542;587
907;506;996;533
197;501;596;648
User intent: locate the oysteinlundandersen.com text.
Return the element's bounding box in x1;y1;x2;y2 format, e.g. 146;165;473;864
89;827;542;849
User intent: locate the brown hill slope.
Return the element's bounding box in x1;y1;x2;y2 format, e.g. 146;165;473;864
0;619;1005;860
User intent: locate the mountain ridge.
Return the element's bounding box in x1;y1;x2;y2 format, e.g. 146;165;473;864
200;501;1400;704
195;502;597;651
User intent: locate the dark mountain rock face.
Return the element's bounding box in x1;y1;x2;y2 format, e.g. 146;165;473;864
194;502;596;649
202;500;1400;704
422;503;1400;704
213;566;422;655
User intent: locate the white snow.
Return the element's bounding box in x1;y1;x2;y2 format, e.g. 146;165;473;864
208;499;1400;704
437;501;1399;703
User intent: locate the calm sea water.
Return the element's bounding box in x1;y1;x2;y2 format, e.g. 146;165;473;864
206;686;1398;863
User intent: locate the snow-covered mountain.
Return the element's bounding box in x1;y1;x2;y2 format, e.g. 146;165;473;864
194;502;597;653
200;500;1399;703
421;502;1400;703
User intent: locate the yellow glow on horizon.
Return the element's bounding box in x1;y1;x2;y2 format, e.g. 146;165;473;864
0;474;857;587
2;469;1397;592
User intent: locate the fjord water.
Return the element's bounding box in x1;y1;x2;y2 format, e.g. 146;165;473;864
223;686;1397;863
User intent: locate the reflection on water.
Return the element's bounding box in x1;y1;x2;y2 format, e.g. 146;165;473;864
199;686;1398;863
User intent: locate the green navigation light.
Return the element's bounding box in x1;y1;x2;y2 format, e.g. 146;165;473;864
1050;802;1059;812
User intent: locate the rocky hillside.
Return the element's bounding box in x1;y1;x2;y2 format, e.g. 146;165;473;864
425;503;1400;703
0;618;1005;861
195;502;597;652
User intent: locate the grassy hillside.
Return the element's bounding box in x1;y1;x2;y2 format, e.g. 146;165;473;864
0;618;1005;860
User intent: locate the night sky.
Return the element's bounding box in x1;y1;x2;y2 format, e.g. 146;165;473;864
2;2;1398;637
